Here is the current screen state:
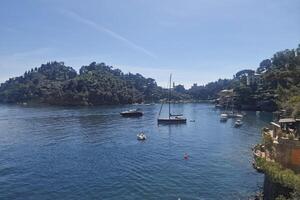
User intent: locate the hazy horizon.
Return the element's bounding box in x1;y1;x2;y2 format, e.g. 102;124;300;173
1;0;299;88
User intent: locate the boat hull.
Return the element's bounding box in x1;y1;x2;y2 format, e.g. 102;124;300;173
234;123;242;127
228;114;243;118
157;118;187;124
120;112;143;117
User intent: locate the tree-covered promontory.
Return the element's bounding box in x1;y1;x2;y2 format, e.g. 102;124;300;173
0;61;189;105
1;44;299;112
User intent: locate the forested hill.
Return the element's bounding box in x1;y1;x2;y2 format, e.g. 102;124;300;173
1;44;299;111
213;44;300;115
0;62;189;105
173;44;300;114
233;44;300;115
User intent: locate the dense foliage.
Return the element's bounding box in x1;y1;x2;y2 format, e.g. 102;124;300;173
176;44;300;113
256;157;300;200
186;79;232;100
1;44;299;109
223;44;300;113
266;46;300;114
0;61;189;105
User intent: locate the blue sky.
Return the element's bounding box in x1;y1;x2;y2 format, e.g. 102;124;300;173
0;0;299;88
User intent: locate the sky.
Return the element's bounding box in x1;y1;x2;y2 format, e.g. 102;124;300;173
0;0;299;88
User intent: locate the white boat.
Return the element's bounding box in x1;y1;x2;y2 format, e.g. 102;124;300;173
227;111;244;118
220;113;228;122
137;132;147;140
234;119;243;127
235;114;244;118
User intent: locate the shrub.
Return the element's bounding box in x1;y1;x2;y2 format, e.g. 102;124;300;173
255;157;300;191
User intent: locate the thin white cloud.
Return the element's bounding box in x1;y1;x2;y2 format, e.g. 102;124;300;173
59;9;157;59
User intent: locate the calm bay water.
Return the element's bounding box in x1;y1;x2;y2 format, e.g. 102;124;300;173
0;103;271;200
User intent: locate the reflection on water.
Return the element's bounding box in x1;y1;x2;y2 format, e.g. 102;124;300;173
0;103;271;200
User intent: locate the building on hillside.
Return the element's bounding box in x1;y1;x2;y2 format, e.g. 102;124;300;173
215;89;234;108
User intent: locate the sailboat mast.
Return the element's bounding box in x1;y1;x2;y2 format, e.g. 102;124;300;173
169;74;172;119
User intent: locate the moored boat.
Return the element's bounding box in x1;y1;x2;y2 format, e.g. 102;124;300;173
215;104;223;108
120;109;143;117
158;116;187;124
137;132;147;140
227;111;244;118
234;119;243;127
220;113;228;122
157;74;187;124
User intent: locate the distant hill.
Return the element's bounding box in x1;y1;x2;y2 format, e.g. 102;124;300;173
1;44;299;114
0;61;190;105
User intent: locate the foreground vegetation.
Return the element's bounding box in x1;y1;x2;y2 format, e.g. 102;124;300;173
256;157;300;191
255;157;300;200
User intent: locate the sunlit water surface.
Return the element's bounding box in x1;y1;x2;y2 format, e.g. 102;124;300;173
0;103;271;199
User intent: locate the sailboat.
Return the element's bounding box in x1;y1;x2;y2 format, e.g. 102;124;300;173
220;97;230;122
227;99;244;118
157;74;187;124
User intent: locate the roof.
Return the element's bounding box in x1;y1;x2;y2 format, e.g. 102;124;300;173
279;118;296;123
270;122;281;128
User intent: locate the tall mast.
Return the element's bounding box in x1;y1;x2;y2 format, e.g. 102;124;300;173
169;74;172;119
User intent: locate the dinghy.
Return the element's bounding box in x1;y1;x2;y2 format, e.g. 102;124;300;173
234;119;243;127
137;132;147;140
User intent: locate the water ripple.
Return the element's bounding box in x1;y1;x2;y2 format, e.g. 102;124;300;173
0;103;270;200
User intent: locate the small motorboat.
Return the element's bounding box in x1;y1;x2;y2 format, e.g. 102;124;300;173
227;111;244;118
137;132;147;140
215;104;223;108
220;113;228;122
120;109;143;117
235;114;244;118
234;119;243;127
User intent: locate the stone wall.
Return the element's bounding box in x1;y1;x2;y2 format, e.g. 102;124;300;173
275;138;300;173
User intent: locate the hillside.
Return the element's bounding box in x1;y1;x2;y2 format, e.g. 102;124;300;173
1;44;299;111
232;44;300;115
0;62;190;106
